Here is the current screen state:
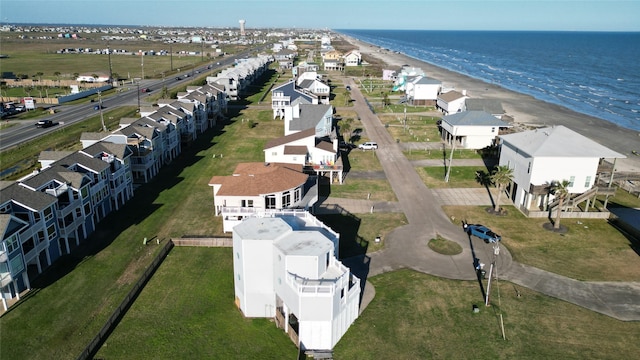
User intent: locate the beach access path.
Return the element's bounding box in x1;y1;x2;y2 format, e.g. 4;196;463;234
332;78;640;321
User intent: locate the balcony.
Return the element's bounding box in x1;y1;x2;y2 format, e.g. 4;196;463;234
1;272;12;288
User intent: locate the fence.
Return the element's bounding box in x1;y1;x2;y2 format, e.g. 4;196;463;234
76;239;174;360
172;237;232;247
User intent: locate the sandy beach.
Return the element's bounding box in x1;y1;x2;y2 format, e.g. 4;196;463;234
341;35;640;173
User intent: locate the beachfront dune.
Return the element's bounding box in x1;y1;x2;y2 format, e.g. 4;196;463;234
340;35;640;173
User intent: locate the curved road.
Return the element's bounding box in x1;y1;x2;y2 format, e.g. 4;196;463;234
340;77;640;321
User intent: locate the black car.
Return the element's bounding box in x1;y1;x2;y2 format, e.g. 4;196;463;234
35;120;57;128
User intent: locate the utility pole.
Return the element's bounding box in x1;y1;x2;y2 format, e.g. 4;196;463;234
170;43;173;71
136;81;140;112
98;91;106;131
107;41;113;82
444;128;457;182
141;52;144;79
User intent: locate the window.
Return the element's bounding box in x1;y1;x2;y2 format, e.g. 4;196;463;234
584;176;591;188
527;162;531;174
568;176;575;187
22;238;35;255
47;224;57;239
282;191;291;208
5;234;20;253
294;188;301;203
43;206;53;221
266;195;276;209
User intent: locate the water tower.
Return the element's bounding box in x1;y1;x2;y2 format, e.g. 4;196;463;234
239;19;246;36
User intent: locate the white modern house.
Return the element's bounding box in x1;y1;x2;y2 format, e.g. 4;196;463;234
264;127;343;184
498;125;626;217
343;50;361;67
437;90;468;114
405;76;442;106
208;162;317;232
440;111;512;150
232;214;360;351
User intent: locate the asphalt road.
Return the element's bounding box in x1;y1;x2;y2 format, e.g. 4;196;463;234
0;48;258;152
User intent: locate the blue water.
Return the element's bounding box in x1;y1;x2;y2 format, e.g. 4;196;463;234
336;30;640;131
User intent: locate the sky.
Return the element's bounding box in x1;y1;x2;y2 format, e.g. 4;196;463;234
2;0;639;31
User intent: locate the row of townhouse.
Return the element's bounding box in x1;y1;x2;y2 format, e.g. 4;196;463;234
206;55;272;100
0;62;256;310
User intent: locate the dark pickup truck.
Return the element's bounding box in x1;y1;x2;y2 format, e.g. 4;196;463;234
35;120;58;128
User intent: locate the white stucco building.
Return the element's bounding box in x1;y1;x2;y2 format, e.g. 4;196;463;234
440;111;512;150
498;125;625;216
232;214;360;351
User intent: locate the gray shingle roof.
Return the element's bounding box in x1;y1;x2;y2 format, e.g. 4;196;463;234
264;128;316;150
500;125;626;158
442;111;511;127
288;104;331;132
0;182;57;212
465;99;505;114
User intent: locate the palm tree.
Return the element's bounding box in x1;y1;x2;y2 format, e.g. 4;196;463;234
550;180;571;229
338;118;353;142
490;165;514;212
343;88;351;106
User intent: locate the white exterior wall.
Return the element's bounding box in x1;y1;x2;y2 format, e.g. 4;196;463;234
310;148;336;166
530;157;599;194
498;143;532;207
444;124;499;149
413;84;440;101
234;237;276;317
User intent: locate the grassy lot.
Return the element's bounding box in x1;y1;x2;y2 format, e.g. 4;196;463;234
334;269;640;360
326;179;397;202
344;147;384;171
0;106;138;180
404;148;486;161
0;34;223;81
429;235;463;255
416;166;489;188
94;248;299;359
442;205;640;281
379;114;441;143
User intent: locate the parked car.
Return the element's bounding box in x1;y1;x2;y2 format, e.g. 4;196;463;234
35;120;58;128
358;142;378;150
466;224;501;243
346;85;351;91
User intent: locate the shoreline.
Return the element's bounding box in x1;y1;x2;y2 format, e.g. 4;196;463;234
339;34;640;173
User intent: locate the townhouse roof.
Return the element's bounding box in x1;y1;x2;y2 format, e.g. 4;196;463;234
55;151;110;173
21;165;90;190
264;128;316;150
82;141;132;160
439;90;466;102
0;182;57;211
80;132;107;141
499;125;626;159
208;162;308;196
442;111;511;127
465;99;505;114
39;151;74;162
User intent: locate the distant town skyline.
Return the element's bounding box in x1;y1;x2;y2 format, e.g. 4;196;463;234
2;0;639;32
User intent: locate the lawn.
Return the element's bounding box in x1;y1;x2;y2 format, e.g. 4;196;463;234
416;166;489;188
442;205;640;281
94;248;299;359
379;114;441;143
334;269;640;360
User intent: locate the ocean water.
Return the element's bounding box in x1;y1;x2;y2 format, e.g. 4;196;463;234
337;30;640;132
